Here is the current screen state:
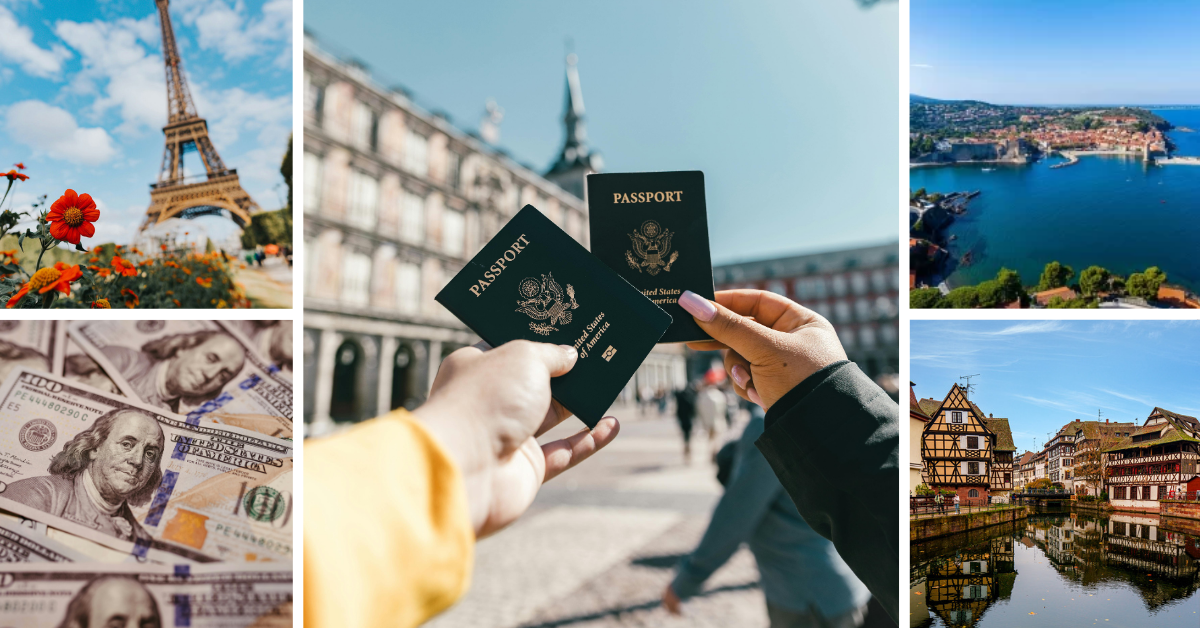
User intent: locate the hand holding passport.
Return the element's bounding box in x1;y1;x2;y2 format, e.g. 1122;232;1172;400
436;171;715;428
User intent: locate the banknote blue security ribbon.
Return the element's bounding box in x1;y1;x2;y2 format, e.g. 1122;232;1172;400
173;592;193;627
143;470;180;528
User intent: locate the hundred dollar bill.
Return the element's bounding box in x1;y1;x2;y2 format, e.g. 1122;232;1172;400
0;321;56;385
0;562;292;627
0;368;294;564
0;517;89;562
69;320;294;440
53;324;122;395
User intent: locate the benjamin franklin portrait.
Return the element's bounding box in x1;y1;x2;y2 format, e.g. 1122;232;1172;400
3;409;164;543
108;330;247;414
57;575;160;628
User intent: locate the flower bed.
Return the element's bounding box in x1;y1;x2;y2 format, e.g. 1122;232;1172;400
0;166;248;308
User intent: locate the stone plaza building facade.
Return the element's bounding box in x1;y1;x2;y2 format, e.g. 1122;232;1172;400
302;36;597;436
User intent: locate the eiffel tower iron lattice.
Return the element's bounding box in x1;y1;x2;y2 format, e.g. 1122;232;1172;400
142;0;259;231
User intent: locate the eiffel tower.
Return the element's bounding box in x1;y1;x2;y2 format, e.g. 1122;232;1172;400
142;0;258;231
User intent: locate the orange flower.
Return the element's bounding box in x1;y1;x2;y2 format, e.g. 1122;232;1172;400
111;256;137;277
138;259;153;267
95;267;112;278
13;163;25;170
46;189;99;244
165;290;174;295
6;263;82;308
161;244;168;251
92;298;111;309
172;299;181;307
3;170;29;182
182;267;192;275
196;276;213;288
121;288;139;308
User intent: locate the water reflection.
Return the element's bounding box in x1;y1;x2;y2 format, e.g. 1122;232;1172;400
911;512;1200;627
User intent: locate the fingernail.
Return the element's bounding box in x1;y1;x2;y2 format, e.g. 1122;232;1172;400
678;290;717;322
748;387;763;407
560;344;577;360
731;364;750;388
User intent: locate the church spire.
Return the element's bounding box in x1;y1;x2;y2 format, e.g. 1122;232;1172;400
545;53;601;199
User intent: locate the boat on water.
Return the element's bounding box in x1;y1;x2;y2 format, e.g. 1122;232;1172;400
981;168;994;172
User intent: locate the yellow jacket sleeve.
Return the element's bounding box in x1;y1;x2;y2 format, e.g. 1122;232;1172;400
305;409;474;628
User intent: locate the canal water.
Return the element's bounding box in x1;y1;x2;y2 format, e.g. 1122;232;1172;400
910;510;1200;627
909;109;1200;293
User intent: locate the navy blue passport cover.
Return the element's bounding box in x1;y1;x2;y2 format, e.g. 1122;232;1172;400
586;170;716;343
435;205;672;428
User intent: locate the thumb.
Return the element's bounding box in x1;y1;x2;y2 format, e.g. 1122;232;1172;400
513;341;579;377
678;291;777;363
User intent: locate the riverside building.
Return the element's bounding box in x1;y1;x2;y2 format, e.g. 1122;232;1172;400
302;36;667;436
1104;408;1200;512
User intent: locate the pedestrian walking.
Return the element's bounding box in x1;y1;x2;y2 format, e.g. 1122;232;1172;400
674;383;698;464
954;494;960;514
664;407;872;628
935;493;943;514
695;381;726;457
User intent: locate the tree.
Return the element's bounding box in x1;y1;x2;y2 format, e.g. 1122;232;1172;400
1078;265;1110;297
1028;478;1053;490
1037;261;1074;291
945;286;980;309
1127;272;1152;299
1144;266;1167;295
975;279;1003;307
1047;296;1096;309
911;287;944;309
1075;427;1124;497
995;267;1026;304
911;187;927;201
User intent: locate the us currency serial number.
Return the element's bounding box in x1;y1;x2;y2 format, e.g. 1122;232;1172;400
13;391;89;420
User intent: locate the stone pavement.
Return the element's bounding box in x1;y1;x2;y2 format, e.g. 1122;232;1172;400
234;256;293;308
425;403;768;628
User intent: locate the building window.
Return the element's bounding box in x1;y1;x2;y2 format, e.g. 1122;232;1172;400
968;461;980;475
767;280;786;296
967;436;979;449
442;209;465;257
304;152;323;213
834;301;851;323
402;191;425;243
968;489;979;498
831;274;848;297
850;272;867;295
395;262;421;315
795;277;828;300
870;269;888;293
341;251;372;307
854;298;871;322
347;170;379;230
405;129;429;176
952;411;963;423
352;100;376;151
305;74;325;127
859;325;876;349
446;151;461;190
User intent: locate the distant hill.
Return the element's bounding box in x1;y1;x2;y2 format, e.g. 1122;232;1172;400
910;94;948;104
910;95;989;106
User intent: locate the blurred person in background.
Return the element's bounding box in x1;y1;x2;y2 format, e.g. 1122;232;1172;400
695;374;727;458
673;382;698;464
663;405;872;628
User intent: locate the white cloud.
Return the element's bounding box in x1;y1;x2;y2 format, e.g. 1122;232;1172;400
87;200;144;246
4;100;117;166
912;63;933;69
984;321;1065;336
174;0;291;65
54;15;165;136
0;5;71;78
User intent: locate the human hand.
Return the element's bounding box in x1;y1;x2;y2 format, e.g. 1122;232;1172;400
662;584;682;615
414;340;620;538
678;289;846;410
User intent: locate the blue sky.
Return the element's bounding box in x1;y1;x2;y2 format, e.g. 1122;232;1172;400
0;0;292;246
911;320;1200;454
305;0;898;264
911;0;1200;105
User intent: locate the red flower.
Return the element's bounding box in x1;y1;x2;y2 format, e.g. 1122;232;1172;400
121;288;139;308
14;163;25;170
46;189;99;244
196;276;213;288
6;263;82;308
3;170;29;182
111;256;137;277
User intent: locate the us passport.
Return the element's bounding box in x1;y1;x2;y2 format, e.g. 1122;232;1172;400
435;205;672;428
586;171;715;343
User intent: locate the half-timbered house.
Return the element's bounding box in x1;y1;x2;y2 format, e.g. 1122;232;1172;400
910;382;933;492
981;415;1016;502
1104;407;1200;512
922;384;996;500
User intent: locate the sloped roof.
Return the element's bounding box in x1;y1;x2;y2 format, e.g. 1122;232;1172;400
1157;407;1199;430
910;383;931;421
983;417;1016;451
1017;451;1035;466
918;398;941;417
1104;407;1200;452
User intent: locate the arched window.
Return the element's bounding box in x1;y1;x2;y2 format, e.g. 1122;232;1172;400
390;344;416;411
968;489;979;498
330;340;363;423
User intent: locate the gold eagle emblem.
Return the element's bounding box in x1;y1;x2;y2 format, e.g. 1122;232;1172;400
515;273;579;335
626;220;678;276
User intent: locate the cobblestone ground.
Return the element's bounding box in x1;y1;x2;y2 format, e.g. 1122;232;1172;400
425;404;768;628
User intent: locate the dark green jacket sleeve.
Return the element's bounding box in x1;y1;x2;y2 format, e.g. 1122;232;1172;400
754;360;899;625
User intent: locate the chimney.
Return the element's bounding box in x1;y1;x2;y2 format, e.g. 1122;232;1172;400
1076;419;1080;422
1106;419;1109;423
